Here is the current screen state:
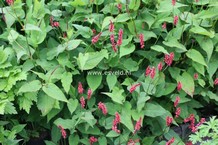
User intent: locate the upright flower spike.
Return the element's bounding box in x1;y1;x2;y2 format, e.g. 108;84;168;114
98;102;108;115
145;66;152;76
194;73;198;80
58;125;67;139
158;62;163;71
174;96;180;107
166;137;175;145
117;3;122;12
110;34;117;52
92;32;102;44
6;0;14;5
166;116;173;126
139;33;144;49
109;20;114;32
172;0;176;6
78;82;84;94
177;81;182;91
214;78;218;85
164;52;174;66
89;136;98;145
173;16;179;26
175;107;181;118
129;83;141;93
80;96;85;108
87;89;92;100
53;21;60;28
162;22;167;30
112;112;121;133
150;67;156;79
134;117;142;134
117;29;123;46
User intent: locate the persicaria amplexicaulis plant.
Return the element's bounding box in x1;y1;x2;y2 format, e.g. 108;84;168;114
98;102;107;115
58;126;67;139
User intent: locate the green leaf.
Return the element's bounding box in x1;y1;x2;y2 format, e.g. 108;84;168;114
151;45;169;54
102;87;125;104
24;24;41;31
18;92;37;113
144;103;166;117
54;118;76;129
18;80;41;93
67;99;78;114
106;75;117;91
4;102;17;114
61;72;72;93
163;38;187;53
87;74;102;91
42;83;68;102
157;0;188;12
71;0;86;7
120;44;135;58
177;72;195;97
116;13;130;22
186;49;207;66
33;0;45;19
121;103;134;132
190;26;215;38
66;40;82;51
81;112;97;128
129;0;140;11
77;49;108;70
69;134;80;145
142;136;155;145
106;130;120;137
98;137;107;145
44;141;56;145
192;61;205;76
137;93;150;112
0;50;8;64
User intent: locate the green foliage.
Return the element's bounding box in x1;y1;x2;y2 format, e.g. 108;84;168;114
0;0;218;144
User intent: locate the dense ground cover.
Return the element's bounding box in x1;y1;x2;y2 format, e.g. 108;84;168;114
0;0;218;145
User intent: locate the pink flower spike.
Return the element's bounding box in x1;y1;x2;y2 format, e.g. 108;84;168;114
139;33;144;49
214;78;218;85
92;32;102;44
110;34;117;52
80;96;85;108
117;3;122;11
175;107;181;118
53;22;60;28
129;83;141;93
158;62;163;71
6;0;14;5
166;116;173;126
117;29;123;46
87;89;92;100
58;125;67;139
172;0;176;6
89;136;98;145
174;96;180;107
164;52;174;66
177;81;182;91
173;16;179;26
134;117;142;134
78;82;84;94
98;102;108;115
109;20;114;32
150;67;156;79
186;141;193;145
194;73;198;80
166;137;175;145
112;112;121;133
162;22;167;30
145;66;151;76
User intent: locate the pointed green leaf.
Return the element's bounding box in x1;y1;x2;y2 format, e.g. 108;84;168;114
106;75;117;91
18;80;41;93
120;44;135;58
178;72;195;97
186;49;207;66
151;45;169;54
87;74;102;91
61;72;72;93
144;103;166;117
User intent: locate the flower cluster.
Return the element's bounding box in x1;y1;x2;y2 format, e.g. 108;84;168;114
78;82;84;94
134;117;142;134
6;0;14;5
145;66;156;79
214;78;218;85
89;136;98;145
58;125;67;139
164;52;174;66
112;112;121;133
80;96;85;108
117;28;123;46
98;102;108;115
129;83;141;93
184;114;205;132
177;81;182;91
50;16;59;28
166;137;175;145
87;89;92;100
92;32;102;44
139;33;144;49
166;116;173;126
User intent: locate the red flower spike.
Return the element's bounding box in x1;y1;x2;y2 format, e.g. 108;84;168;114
174;96;180;107
139;33;144;49
117;29;123;46
53;22;60;28
186;141;193;145
98;102;108;115
145;66;151;76
150;67;156;79
6;0;14;5
58;125;67;139
87;89;92;100
127;139;136;145
110;34;117;52
112;112;121;133
194;73;198;80
166;116;173;126
129;83;141;93
89;136;98;145
92;29;96;35
164;52;174;66
173;16;179;26
166;137;175;145
175;107;181;118
78;82;84;94
109;20;114;32
80;96;85;108
117;3;122;11
177;81;182;91
162;22;167;30
134;117;142;134
92;32;102;44
172;0;176;6
214;78;218;85
158;62;163;71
